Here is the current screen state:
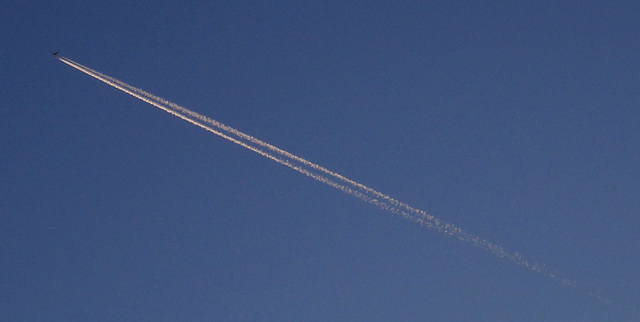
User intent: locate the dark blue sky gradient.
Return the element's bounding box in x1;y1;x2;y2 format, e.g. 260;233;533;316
2;1;639;320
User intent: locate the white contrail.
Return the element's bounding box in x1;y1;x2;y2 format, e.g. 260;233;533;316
59;58;544;266
58;56;601;298
59;58;505;253
61;59;433;211
57;57;421;225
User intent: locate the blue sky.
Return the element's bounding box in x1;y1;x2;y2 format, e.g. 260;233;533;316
2;1;639;320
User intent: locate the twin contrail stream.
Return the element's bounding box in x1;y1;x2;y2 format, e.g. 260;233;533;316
57;56;608;303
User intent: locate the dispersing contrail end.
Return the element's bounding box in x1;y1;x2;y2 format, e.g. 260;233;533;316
57;56;611;305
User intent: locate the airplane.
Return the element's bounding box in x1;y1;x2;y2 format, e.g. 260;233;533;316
51;51;60;58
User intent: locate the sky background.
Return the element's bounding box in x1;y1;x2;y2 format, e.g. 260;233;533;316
2;1;639;320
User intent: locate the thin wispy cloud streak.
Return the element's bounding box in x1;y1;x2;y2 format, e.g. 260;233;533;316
57;56;609;304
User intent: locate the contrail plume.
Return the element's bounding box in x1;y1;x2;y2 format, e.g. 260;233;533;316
56;59;539;267
62;59;430;212
58;57;417;226
58;56;608;303
60;58;494;251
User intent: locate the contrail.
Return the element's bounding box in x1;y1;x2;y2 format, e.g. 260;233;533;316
59;58;514;257
57;58;419;225
61;59;440;213
57;56;608;302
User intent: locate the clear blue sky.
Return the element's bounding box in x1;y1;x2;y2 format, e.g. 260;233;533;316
2;1;639;320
